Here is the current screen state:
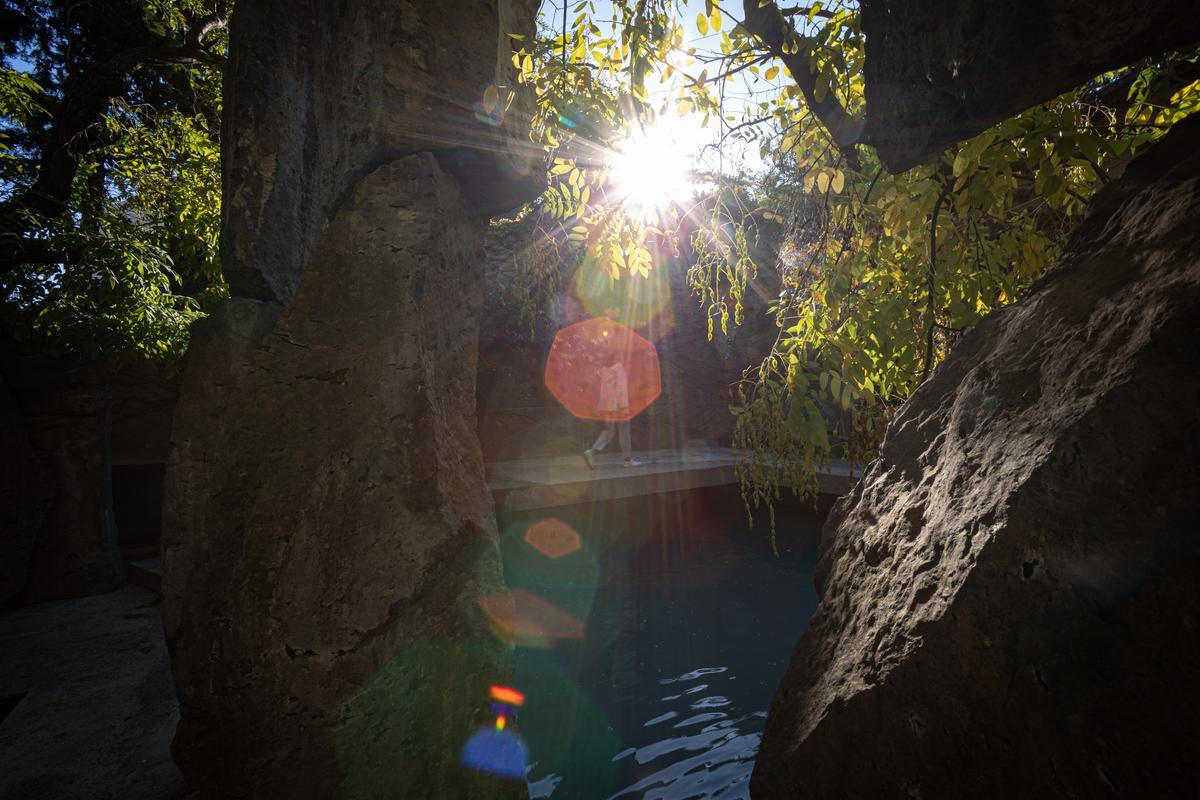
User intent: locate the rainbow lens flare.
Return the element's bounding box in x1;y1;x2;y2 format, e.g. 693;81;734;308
462;684;529;780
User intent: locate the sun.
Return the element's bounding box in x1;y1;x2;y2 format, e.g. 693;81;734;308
608;118;697;220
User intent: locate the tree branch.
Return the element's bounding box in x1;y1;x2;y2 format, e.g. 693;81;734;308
921;187;950;383
740;0;863;163
0;11;228;272
112;12;229;70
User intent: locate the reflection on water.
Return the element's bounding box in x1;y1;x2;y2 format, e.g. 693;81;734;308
499;486;824;799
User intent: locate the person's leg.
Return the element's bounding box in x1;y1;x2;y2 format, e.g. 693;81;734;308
584;421;615;470
618;419;631;460
592;422;615;452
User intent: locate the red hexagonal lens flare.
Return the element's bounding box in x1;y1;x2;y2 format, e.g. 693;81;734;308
543;317;661;422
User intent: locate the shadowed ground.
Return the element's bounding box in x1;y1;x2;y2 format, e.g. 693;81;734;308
0;585;184;800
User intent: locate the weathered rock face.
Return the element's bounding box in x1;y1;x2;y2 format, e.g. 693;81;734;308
861;0;1200;170
163;1;540;796
165;155;518;799
751;115;1200;798
3;361;123;603
221;0;542;303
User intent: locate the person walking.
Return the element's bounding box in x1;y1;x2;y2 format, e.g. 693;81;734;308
583;351;644;468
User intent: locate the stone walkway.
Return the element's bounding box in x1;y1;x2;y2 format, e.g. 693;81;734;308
0;586;184;800
487;446;860;513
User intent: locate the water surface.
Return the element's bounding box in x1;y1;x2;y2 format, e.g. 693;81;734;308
498;486;825;799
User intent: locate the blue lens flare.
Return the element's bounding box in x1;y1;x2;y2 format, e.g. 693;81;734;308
461;727;529;780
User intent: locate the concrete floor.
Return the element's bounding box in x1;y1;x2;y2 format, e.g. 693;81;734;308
0;585;184;800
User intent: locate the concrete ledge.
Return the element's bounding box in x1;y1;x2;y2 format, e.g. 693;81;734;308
487;448;861;513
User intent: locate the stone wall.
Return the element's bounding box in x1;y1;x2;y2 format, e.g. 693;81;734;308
0;372;52;603
0;355;179;604
2;360;122;604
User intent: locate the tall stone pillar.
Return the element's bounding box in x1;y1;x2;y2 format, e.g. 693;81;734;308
161;1;541;796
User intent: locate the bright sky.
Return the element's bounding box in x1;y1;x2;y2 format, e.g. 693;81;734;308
538;0;789;178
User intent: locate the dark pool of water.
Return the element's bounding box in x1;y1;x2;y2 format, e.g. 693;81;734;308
497;486;826;799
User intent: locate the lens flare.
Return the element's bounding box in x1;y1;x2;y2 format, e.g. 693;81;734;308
570;250;673;336
543;317;661;422
489;685;526;706
524;519;582;560
477;589;586;648
461;726;528;779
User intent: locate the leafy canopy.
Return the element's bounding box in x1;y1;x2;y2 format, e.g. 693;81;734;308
1;0;229;362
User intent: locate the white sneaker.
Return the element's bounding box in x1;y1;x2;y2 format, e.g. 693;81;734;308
582;449;595;470
623;457;645;467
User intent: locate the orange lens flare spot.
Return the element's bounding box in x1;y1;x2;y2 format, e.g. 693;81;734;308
495;715;507;730
544;317;661;422
489;685;525;706
477;590;586;648
524;518;582;560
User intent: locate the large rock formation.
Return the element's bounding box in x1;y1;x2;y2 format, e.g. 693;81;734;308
220;0;541;304
751;65;1200;800
861;0;1200;170
162;1;540;797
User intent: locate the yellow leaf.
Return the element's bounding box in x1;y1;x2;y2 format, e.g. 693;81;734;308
814;75;829;103
710;8;723;31
696;12;708;36
817;171;830;193
765;65;779;81
831;170;845;193
482;84;499;115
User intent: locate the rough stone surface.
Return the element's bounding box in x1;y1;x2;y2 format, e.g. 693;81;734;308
0;374;51;603
861;0;1200;170
163;155;521;799
221;0;542;303
3;360;124;603
751;116;1200;798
